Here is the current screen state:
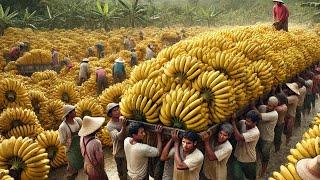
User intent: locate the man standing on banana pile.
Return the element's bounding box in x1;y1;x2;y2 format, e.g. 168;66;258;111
272;0;289;31
124;123;163;180
231;110;260;180
200;123;233;180
95;67;107;95
79;58;90;85
254;96;279;177
79;116;108;180
58;105;83;180
106;103;128;180
160;130;204;180
283;83;300;145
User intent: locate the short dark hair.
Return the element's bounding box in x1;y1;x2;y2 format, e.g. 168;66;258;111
129;122;144;137
245;110;261;124
183;131;199;143
276;93;288;105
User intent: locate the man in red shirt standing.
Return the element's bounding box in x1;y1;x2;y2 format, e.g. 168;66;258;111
273;0;289;32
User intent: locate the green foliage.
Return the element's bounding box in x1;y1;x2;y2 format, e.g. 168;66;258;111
94;0;119;31
0;4;18;35
117;0;147;27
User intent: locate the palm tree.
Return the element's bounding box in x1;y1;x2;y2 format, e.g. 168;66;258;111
117;0;147;28
94;0;119;31
0;4;18;36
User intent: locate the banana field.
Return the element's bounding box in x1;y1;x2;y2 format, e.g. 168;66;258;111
0;24;320;179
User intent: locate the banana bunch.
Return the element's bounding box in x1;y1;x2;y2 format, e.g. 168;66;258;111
192;71;235;124
31;70;57;83
28;90;47;115
303;124;320;139
129;60;161;84
0;136;50;179
0;78;32;109
39;100;64;130
159;88;209;132
6;124;44;139
99;82;127;112
251;60;274;93
0;169;13;180
0;107;40;135
79;77;97;98
96;128;113;147
269;163;301;180
163;55;202;85
52;82;80;105
245;68;263;100
312;113;320;125
36;130;67;168
120;79;163;123
234;40;264;60
287;137;320;164
16;49;51;65
75;97;104;119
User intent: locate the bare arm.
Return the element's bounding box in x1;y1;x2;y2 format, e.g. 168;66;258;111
231;115;245;142
174;142;189;170
160;139;173;161
155;125;163;154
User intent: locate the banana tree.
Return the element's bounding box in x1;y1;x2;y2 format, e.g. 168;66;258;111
197;6;223;27
94;0;119;31
301;2;320;21
20;8;37;29
117;0;147;28
0;4;18;36
44;5;64;30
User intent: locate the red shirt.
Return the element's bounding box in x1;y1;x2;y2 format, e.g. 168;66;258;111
96;68;106;78
8;47;20;57
273;4;289;22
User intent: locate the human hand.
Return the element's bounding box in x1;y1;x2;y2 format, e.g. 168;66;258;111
171;129;180;142
200;131;212;142
119;116;127;127
155;125;163;134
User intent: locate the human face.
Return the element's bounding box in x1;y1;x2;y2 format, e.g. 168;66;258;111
133;127;146;141
111;106;120;119
67;109;76;119
267;104;274;111
182;138;196;153
245;118;256;129
217;130;229;143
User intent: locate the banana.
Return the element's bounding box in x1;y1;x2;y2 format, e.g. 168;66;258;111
279;165;294;180
272;171;286;180
287;163;301;180
296;142;311;157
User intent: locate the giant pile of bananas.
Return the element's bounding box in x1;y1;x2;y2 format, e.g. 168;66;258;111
0;136;50;179
16;49;51;65
120;25;320;132
36;130;67;168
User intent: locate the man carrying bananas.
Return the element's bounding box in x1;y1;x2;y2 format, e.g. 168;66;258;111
200;123;233;180
58;105;83;180
274;93;288;152
295;81;307;128
106;103;128;180
231;110;260;180
160;130;204;180
283;83;300;145
124;123;163;180
254;96;279;177
79;116;108;180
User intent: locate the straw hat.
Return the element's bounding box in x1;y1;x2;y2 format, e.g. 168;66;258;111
106;103;119;117
296;155;320;180
78;116;105;136
273;0;284;3
286;83;300;95
82;58;89;62
62;105;75;119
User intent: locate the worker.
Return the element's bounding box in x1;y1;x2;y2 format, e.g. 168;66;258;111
231;110;260;180
145;44;155;60
272;0;289;31
58;105;83;180
296;155;320;180
112;57;126;83
161;130;204;180
95;43;105;59
106;103;128;180
274;93;288;152
79;116;108;180
79;58;90;85
96;67;107;95
51;48;59;72
200;123;233;180
255;96;279;176
283;83;300;145
130;48;138;67
124;123;163;180
296;81;306;127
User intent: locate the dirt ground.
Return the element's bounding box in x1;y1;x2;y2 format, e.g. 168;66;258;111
49;100;320;180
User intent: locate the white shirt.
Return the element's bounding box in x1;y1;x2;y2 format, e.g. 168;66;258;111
257;105;279;142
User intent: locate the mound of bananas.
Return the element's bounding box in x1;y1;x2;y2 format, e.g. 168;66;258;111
0;136;50;179
52;82;80;105
0;107;40;136
36;130;67;168
16;49;51;65
39;100;64;130
0;78;32;109
75;98;104;118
